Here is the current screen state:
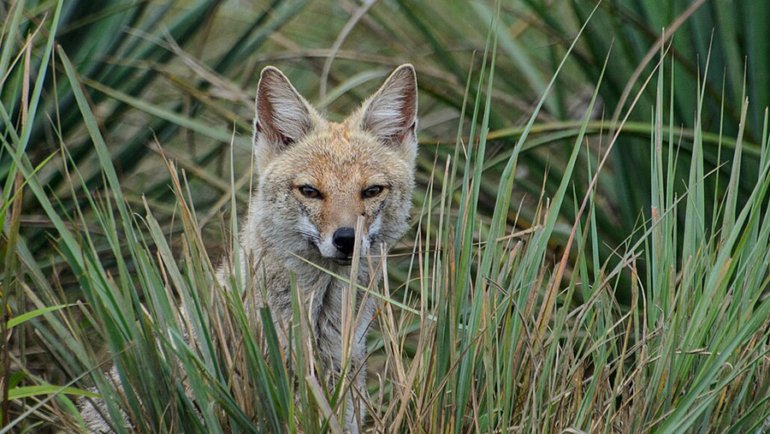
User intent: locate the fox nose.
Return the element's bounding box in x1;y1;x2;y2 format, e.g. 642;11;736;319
332;227;356;256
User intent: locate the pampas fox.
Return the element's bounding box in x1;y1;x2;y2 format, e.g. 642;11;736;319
80;64;418;433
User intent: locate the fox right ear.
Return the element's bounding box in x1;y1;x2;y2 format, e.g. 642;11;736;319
254;66;315;150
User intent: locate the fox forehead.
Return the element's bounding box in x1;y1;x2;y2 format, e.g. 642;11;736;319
269;124;411;188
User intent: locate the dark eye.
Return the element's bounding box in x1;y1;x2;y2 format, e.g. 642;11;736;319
299;185;322;199
362;185;384;199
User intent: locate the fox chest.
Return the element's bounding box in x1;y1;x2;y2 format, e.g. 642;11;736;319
312;279;375;368
264;272;373;340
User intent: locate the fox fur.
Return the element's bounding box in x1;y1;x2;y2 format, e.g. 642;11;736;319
79;64;418;433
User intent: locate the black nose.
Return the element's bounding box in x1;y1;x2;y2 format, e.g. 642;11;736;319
332;227;356;256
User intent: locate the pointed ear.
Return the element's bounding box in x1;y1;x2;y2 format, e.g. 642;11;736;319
360;64;418;151
254;66;315;150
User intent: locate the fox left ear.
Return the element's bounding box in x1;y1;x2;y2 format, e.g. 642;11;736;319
361;64;418;152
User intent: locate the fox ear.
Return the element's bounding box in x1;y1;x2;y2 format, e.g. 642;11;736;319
361;64;418;151
254;66;314;149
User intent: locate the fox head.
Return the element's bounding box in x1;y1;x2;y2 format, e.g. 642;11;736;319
249;64;418;265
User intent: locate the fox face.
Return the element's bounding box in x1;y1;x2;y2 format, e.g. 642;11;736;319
249;65;418;265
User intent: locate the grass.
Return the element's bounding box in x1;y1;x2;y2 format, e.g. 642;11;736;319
3;0;770;432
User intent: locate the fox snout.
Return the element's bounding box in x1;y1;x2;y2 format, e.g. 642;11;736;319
332;227;356;257
316;219;376;264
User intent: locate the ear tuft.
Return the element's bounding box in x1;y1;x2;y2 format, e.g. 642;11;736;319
361;64;418;150
254;66;314;149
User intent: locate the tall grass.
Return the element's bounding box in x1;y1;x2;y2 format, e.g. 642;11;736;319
3;1;770;433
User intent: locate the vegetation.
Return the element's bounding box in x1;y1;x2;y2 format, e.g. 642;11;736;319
2;0;770;432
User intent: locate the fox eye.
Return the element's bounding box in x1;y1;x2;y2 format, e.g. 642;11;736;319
362;185;384;199
298;185;322;199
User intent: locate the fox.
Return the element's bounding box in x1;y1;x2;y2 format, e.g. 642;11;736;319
79;64;418;433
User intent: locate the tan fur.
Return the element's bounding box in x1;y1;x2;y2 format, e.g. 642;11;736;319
80;65;418;434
